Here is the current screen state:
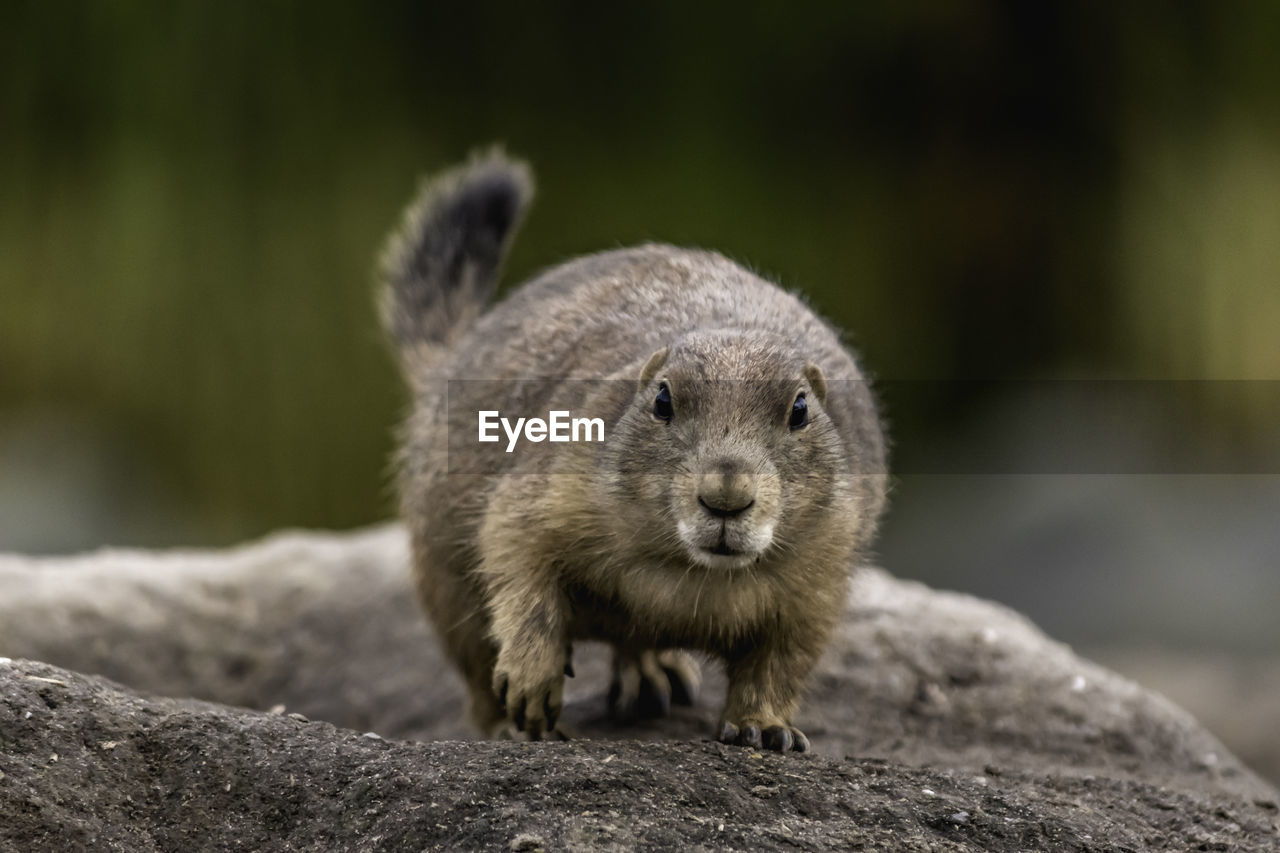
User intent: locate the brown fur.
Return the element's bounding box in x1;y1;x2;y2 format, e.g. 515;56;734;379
380;151;888;751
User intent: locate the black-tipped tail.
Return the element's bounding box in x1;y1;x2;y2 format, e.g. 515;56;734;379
379;150;532;355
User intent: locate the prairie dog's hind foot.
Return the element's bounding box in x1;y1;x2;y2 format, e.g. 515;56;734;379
607;648;702;719
485;719;571;742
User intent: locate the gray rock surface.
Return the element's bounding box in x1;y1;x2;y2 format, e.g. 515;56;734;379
2;526;1278;850
1094;647;1280;789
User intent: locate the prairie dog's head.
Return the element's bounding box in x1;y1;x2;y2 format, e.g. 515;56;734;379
605;330;861;571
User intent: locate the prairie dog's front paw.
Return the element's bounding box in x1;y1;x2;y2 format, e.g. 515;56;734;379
492;649;565;740
717;717;810;753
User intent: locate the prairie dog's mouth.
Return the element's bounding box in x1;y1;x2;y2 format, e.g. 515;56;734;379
677;517;774;569
691;546;758;570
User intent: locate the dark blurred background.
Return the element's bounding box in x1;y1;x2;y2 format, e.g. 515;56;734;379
3;2;1278;775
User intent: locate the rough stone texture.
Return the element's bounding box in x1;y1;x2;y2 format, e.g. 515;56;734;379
1094;648;1280;789
0;526;468;742
2;526;1278;851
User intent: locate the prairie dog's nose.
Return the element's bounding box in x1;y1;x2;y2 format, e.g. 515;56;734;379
697;461;757;518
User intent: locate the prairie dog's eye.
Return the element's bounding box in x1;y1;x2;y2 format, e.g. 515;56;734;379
653;384;673;422
789;394;808;430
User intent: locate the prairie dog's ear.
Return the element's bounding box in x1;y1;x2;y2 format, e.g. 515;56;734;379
638;347;670;391
804;362;828;405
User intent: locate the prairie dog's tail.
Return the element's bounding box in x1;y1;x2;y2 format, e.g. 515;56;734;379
378;150;532;363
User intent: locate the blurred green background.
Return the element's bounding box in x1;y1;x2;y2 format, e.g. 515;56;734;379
3;1;1278;626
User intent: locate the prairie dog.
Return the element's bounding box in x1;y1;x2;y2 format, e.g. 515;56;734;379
380;151;887;752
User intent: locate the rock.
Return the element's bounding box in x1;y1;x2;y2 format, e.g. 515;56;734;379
1094;647;1280;785
0;525;471;742
1;525;1277;850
